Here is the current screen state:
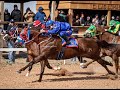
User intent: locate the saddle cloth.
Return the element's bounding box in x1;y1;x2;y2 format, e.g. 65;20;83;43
62;38;78;48
16;29;31;46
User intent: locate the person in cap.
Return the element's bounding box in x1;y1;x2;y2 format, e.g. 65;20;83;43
23;7;35;23
4;19;17;65
6;19;17;35
34;6;46;24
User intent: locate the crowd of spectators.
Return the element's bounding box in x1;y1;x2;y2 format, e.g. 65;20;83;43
72;12;120;26
4;4;120;30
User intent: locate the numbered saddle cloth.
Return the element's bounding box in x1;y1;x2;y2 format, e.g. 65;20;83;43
61;38;78;48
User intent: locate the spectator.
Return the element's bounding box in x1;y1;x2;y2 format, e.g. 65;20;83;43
5;19;17;65
23;7;35;27
56;10;68;22
99;15;107;26
85;16;91;26
79;12;85;26
92;14;99;25
34;6;46;24
111;16;115;20
116;16;120;22
11;4;22;22
4;9;11;30
72;14;80;26
23;7;35;23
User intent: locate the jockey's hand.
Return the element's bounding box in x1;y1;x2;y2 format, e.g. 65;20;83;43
40;29;46;33
105;29;108;31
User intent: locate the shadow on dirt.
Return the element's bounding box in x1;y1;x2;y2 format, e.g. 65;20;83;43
43;76;108;82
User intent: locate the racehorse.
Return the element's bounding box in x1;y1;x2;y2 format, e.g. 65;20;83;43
17;31;115;82
81;25;120;76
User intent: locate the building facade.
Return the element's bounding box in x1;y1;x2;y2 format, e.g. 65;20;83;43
36;1;120;26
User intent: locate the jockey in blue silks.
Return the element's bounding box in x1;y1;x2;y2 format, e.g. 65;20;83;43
40;20;72;46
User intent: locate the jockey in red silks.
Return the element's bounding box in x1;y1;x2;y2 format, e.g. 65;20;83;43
20;26;29;42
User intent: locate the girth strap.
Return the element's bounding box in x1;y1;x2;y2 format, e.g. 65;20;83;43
56;47;65;60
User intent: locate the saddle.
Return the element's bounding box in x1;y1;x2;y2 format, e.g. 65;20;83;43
57;37;78;60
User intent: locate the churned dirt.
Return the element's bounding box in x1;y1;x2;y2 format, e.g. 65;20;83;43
0;54;120;89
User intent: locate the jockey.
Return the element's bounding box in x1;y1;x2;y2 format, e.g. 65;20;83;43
107;20;120;35
84;20;97;38
40;20;72;46
20;25;29;42
15;23;31;47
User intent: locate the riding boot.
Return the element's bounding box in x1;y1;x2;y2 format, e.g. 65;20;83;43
62;36;70;45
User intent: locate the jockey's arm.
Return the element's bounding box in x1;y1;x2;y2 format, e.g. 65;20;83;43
45;24;60;34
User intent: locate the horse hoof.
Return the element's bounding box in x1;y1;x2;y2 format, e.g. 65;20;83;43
16;70;21;74
107;74;118;80
32;80;41;83
80;63;87;69
80;65;87;69
108;62;113;67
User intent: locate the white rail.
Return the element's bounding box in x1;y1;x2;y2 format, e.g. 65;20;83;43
0;48;27;51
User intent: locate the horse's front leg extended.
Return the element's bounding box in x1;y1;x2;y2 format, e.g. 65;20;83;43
96;58;115;75
17;61;34;74
38;60;46;82
17;55;43;74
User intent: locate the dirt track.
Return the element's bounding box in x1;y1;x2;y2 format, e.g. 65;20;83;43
0;56;120;89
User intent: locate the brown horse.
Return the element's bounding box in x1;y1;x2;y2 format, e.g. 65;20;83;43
81;25;120;76
17;31;114;82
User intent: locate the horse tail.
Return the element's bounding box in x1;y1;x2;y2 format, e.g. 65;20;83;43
96;40;109;48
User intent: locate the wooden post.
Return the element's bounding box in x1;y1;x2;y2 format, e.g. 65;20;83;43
68;9;73;26
20;1;24;21
0;1;4;62
107;10;111;26
51;1;56;20
0;35;2;62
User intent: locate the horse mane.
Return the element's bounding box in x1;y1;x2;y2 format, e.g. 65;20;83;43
96;40;109;48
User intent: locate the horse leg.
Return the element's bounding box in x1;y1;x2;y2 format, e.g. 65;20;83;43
26;64;33;77
77;56;94;68
17;60;34;73
45;59;53;69
38;60;46;82
80;60;95;68
112;54;119;76
96;58;115;75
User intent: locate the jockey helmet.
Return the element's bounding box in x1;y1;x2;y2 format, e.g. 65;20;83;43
46;20;54;28
33;20;41;27
10;19;15;23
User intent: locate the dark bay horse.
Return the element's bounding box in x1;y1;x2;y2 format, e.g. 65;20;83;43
17;31;114;82
81;25;120;76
